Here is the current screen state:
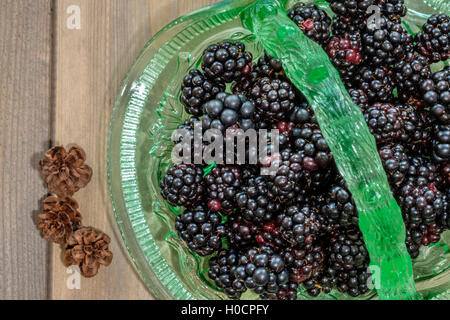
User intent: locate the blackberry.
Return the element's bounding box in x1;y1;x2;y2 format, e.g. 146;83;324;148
254;52;284;79
328;229;369;271
405;156;440;187
421;67;450;124
415;14;450;63
171;116;204;163
208;249;247;299
201;41;253;83
356;66;394;103
335;266;371;297
420;223;444;246
302;268;335;297
379;144;410;189
235;175;281;225
393;54;431;103
320;179;358;229
251;77;296;121
363;103;405;145
331;15;365;37
283;243;325;284
325;34;363;87
227;216;257;247
234;246;289;297
348;88;369;108
276;204;322;247
287;2;332;45
256;222;286;249
175;205;226;256
376;0;406;21
405;228;422;259
202;92;256;133
204;165;242;214
263;282;298;300
362;16;413;66
160;164;204;208
180;69;225;116
327;0;374;18
433;125;450;163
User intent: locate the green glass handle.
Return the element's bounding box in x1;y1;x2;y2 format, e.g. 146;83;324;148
241;0;421;300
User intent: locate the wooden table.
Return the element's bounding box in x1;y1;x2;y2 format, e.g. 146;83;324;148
0;0;218;300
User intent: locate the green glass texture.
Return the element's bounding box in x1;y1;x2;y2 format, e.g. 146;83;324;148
108;0;450;300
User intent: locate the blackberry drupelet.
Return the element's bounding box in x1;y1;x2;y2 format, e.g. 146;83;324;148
235;175;281;225
160;164;204;208
283;243;325;284
180;69;225;116
379;144;410;189
276;204;322;247
393;54;432;103
362;16;413;66
328;229;369;271
175;205;226;256
325;33;363;87
287;2;332;45
202;41;253;83
421;67;450;124
356;66;394;103
234;246;290;297
204;165;242;214
415;14;450;63
208;249;247;299
432;124;450;163
376;0;406;21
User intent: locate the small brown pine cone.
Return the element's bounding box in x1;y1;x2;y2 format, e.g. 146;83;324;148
38;145;93;198
64;227;113;278
37;196;82;245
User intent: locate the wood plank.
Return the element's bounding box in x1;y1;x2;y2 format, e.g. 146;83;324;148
0;0;52;300
51;0;218;300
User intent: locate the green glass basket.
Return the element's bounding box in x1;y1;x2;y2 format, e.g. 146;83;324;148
107;0;450;300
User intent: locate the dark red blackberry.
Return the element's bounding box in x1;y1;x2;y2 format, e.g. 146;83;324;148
320;179;358;229
379;144;410;189
287;2;332;45
208;249;247;299
160;164;204;208
204;165;242;214
393;54;432;103
433;124;450;163
234;246;289;297
348;88;369;109
328;229;369;271
235;175;281;225
362;16;413;66
282;243;325;284
327;0;374;17
202;92;256;133
250;77;296;121
227;215;257;247
356;66;394;103
180;69;225;116
421;67;450;124
201;41;253;83
415;14;450;63
175;205;226;256
376;0;406;21
276;204;322;247
325;33;363;87
335;266;371;297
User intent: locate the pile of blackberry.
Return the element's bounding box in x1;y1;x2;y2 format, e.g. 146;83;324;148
159;1;450;300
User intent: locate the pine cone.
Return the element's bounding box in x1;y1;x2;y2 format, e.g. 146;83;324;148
64;227;113;278
39;145;93;198
37;196;82;244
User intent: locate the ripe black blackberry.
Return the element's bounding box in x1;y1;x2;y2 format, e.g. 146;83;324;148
180;69;225;116
327;0;374;17
393;54;432;103
160;164;204;208
202;92;257;133
432;124;450;163
328;229;369;271
287;2;332;45
276;204;322;247
250;77;296;121
362;16;413;66
331;15;365;37
204;165;242;214
175;205;226;256
356;66;394;103
379;144;410;189
302;268;335;297
282;243;325;284
208;249;247;299
320;178;359;229
405;156;440;187
376;0;406;21
235;175;281;225
201;41;253;83
171;116;204;163
405;228;422;259
421;67;450;124
415;14;450;63
335;266;371;297
256;221;286;250
363;103;405;145
348;89;369;109
227;215;257;247
234;246;290;297
325;33;363;88
263;282;299;300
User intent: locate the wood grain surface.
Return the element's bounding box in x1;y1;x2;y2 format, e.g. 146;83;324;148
0;0;217;300
0;0;52;300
